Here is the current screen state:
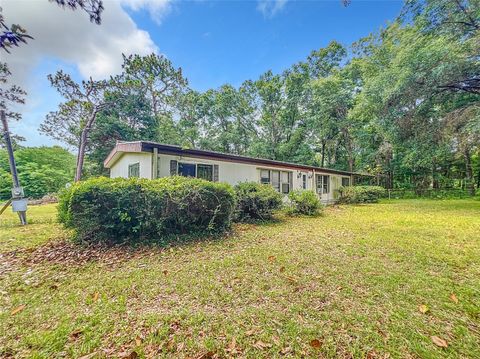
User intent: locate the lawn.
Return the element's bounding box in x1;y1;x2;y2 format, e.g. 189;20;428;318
1;199;479;358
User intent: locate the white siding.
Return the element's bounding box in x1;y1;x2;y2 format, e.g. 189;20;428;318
109;152;152;179
109;151;348;204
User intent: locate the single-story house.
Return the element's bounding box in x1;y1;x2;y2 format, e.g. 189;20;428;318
104;141;361;204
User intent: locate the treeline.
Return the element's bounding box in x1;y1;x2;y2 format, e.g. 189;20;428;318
0;146;75;199
34;0;478;194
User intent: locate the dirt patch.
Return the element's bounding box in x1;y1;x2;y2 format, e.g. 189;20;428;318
0;240;163;275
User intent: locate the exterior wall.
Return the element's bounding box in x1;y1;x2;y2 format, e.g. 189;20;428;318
109;151;351;204
109;152;152;179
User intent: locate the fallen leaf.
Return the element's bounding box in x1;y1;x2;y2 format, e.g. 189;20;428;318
78;352;98;359
194;351;214;359
135;335;142;346
279;266;285;273
431;336;448;348
310;339;321;349
245;329;255;336
69;329;83;341
163;270;168;276
268;255;276;262
272;335;280;345
286;276;297;284
92;292;99;302
253;340;272;350
419;304;429;314
123;352;138;359
11;305;25;315
450;293;458;303
228;337;237;350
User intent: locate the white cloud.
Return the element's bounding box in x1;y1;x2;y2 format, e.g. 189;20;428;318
120;0;172;24
0;0;171;145
0;0;162;85
257;0;288;18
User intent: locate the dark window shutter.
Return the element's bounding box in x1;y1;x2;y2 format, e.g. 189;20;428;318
170;160;178;176
213;164;219;182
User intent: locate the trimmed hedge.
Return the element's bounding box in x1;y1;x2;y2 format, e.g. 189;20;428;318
287;189;323;216
338;185;385;204
58;176;236;244
234;182;283;221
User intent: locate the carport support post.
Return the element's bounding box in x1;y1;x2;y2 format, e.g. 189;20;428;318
1;110;27;225
152;147;158;179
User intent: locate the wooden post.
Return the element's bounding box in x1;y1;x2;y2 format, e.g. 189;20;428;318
1;110;27;225
152;147;158;179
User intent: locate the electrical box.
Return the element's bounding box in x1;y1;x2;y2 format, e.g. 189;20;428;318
12;198;28;212
11;187;24;198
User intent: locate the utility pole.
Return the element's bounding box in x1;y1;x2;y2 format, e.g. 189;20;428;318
0;110;27;225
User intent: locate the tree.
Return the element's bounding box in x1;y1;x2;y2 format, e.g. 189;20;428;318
0;146;75;199
121;53;188;119
86;90;157;175
0;62;25;121
40;71;112;181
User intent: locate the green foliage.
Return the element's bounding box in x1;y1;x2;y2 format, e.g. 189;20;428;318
58;176;236;244
338;185;385;204
287;189;323;216
234;182;283;221
0;146;75;199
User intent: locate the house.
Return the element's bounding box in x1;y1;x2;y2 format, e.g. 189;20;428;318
104;141;359;203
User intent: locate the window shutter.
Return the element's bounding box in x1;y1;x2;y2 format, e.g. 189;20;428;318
213;164;219;182
170;160;178;176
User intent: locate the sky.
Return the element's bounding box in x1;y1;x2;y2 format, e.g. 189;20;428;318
1;0;403;147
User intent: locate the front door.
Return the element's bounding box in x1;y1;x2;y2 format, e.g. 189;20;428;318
315;174;330;202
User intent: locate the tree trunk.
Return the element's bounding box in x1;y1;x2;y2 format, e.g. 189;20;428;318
464;148;475;196
74;111;97;182
320;141;326;167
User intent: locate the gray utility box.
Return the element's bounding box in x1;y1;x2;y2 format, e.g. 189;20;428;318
12;198;28;212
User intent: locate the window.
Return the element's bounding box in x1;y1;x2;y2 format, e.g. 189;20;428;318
302;174;307;189
259;169;292;194
260;169;270;184
177;162;216;181
271;170;280;192
342;177;350;187
128;163;140;178
197;164;213;181
316;174;330;194
322;175;329;194
281;171;291;194
178;163;196;177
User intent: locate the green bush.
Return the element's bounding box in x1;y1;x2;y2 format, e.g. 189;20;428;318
58;176;236;244
234;182;283;221
287;189;323;216
338;185;385;204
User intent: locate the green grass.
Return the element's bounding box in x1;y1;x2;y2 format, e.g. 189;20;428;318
1;199;479;358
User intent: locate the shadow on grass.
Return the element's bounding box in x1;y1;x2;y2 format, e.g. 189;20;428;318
2;211;308;272
1;220;261;271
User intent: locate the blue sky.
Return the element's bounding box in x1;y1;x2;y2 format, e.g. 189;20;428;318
4;0;403;147
129;0;402;90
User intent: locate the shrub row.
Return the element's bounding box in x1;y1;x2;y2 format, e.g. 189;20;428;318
59;178;378;244
338;185;385;204
58;176;236;244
